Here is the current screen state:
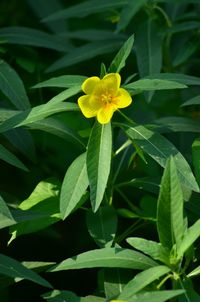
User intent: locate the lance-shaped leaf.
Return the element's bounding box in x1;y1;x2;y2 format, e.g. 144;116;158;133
118;266;171;299
192;138;200;187
117;0;147;32
0;27;69;52
177;219;200;260
0;60;30;110
86;206;117;247
0;195;16;229
181;95;200;107
0;144;28;171
145;73;200;86
108;35;134;73
42;0;127;22
122;124;199;192
49;248;158;272
33;75;87;89
124;79;187;91
157;157;184;250
60;153;89;219
0;102;79;133
135;19;162;77
87;122;112;212
126;237;170;264
0;253;52;288
128;290;184;302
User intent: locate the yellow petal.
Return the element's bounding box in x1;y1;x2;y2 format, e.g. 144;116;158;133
97;105;115;124
115;88;132;108
82;76;100;94
102;73;121;93
78;95;101;118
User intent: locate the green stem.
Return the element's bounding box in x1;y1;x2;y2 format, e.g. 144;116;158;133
115;187;140;213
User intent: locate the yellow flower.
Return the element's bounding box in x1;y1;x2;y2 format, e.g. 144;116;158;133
78;73;132;124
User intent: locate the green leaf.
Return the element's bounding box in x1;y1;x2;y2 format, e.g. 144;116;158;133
46;40;122;72
145;73;200;86
47;86;81;105
0;60;30;110
60;153;88;219
27;0;68;34
177;219;200;259
117;177;160;195
173;37;200;66
0;144;28;171
42;290;79;302
9;179;61;241
181;95;200;107
86;206;117;247
19;179;60;210
124;79;187;91
0;195;16;229
27;117;85;148
42;0;127;22
157;157;184;250
49;248;158;272
122;124;199;192
33;75;87;89
42;290;105;302
117;0;147;32
108;35;134;73
187;265;200;278
104;269;129;299
86;122;112;212
0;253;52;288
4;128;36;162
152;117;200;133
118;266;171;299
0;26;69;51
60;29;126;42
126;237;170;264
128;290;184;302
167;21;200;34
0;102;79;133
192;138;200;187
135;19;163;77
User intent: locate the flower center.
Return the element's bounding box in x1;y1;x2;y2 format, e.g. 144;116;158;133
100;93;114;105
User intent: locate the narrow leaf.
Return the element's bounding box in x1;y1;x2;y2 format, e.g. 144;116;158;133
124;79;187;91
60;153;89;219
0;144;28;171
181;95;200;107
42;0;128;22
135;19;163;77
0;102;79;133
192;139;200;188
27;117;85;148
126;237;170;264
177;219;200;259
46;41;122;72
117;0;147;32
0;60;30;110
119;266;171;299
87;122;112;212
33;75;87;89
0;26;69;52
0;195;16;229
108;35;134;73
122;124;199;192
86;206;117;247
0;254;52;288
157;157;184;250
128;290;184;302
49;248;158;272
145;73;200;86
